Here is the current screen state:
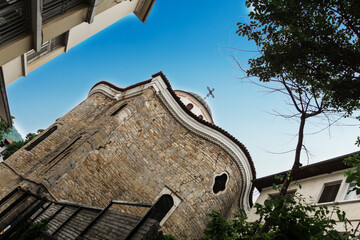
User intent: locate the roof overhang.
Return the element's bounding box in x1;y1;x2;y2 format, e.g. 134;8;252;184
0;67;12;127
253;151;360;192
89;72;256;211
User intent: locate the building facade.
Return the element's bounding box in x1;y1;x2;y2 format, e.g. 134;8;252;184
0;0;156;126
0;72;255;239
0;138;12;162
248;152;360;233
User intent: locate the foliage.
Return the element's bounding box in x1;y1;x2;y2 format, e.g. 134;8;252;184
235;0;360;182
237;0;360;115
2;127;23;142
199;210;238;240
344;154;360;195
163;234;177;240
2;129;43;160
0;118;12;141
18;219;48;240
199;188;356;240
2;141;27;159
236;0;360;234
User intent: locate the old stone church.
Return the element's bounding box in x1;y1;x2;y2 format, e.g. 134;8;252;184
0;72;255;239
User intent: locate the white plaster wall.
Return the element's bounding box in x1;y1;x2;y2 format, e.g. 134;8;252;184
2;56;23;86
3;1;139;86
174;91;213;123
178;96;205;116
248;170;360;232
67;0;139;51
0;145;6;162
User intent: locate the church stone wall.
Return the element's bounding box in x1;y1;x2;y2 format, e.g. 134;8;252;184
1;87;245;239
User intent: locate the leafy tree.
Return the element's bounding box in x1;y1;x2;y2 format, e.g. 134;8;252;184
237;0;360;113
199;186;357;240
2;141;27;160
344;154;360;195
2;127;23;142
18;218;49;240
236;0;360;178
0;118;13;141
163;234;177;240
2;129;43;160
24;129;43;142
236;0;360;234
344;117;360;194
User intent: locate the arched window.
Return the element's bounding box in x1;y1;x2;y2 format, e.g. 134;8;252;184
25;126;57;151
150;194;174;223
111;103;127;116
213;173;228;194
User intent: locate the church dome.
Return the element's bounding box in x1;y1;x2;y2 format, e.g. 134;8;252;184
174;90;213;123
187;92;212;117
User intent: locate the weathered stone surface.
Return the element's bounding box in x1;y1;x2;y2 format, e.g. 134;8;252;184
1;87;246;239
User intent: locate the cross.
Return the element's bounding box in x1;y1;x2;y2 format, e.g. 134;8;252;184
204;86;215;99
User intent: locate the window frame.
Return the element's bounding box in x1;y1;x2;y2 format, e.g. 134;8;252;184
317;181;342;204
343;182;360;201
153;187;181;226
26;34;65;64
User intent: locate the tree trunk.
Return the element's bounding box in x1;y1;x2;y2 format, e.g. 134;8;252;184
256;114;306;235
279;113;306;195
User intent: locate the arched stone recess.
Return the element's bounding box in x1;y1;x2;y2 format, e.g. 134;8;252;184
89;76;254;211
153;187;181;226
25;125;58;151
110;103;128;116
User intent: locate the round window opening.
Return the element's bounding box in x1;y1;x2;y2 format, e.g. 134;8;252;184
213;173;228;194
186;103;194;110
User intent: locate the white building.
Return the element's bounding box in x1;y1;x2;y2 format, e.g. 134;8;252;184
0;0;156;126
0;138;12;162
248;152;360;233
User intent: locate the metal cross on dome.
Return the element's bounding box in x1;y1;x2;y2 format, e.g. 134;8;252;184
204;86;215;99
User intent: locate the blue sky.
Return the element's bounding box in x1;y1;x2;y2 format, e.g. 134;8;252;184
6;0;359;178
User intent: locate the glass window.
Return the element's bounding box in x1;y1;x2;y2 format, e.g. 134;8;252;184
344;183;360;200
318;183;340;203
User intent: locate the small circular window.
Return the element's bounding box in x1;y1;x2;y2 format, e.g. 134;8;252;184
186;103;194;110
198;115;203;120
213;173;228;194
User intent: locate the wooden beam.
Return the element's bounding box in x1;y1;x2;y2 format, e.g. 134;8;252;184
31;0;42;52
87;0;98;24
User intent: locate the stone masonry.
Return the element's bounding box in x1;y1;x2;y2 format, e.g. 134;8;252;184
0;73;254;239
